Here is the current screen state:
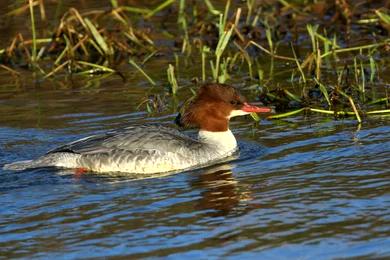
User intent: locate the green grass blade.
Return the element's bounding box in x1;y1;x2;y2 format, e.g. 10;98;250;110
369;56;376;83
204;0;221;15
121;6;151;14
84;18;113;56
309;108;354;116
110;0;118;8
268;108;305;119
348;96;362;123
44;60;70;78
77;61;115;73
202;46;210;81
290;43;306;83
145;0;176;18
28;0;37;63
250;112;260;122
321;40;390;58
375;10;390;24
367;97;389;105
284;89;301;102
314;78;331;106
129;59;156;86
366;109;390;114
214;25;234;81
167;64;178;95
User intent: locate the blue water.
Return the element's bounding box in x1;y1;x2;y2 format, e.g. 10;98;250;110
1;85;389;259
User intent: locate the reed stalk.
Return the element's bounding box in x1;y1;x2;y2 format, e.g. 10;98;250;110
145;0;175;18
28;0;37;63
129;59;156;86
167;64;178;95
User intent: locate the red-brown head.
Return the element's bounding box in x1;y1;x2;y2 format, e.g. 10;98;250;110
178;83;271;132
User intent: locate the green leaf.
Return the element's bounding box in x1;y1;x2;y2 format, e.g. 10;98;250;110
84;18;113;56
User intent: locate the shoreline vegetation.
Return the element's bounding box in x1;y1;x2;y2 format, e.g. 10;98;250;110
0;0;389;122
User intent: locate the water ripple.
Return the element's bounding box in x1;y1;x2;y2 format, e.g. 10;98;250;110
1;118;389;258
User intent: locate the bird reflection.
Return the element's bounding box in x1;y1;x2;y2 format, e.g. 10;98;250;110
192;163;253;217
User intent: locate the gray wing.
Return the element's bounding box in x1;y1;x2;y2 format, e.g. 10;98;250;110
48;125;200;155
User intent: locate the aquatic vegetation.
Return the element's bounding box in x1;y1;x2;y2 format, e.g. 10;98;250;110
0;0;389;122
167;64;179;95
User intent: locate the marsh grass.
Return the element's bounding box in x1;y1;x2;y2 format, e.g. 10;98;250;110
1;0;390;121
28;0;37;63
129;59;156;86
167;64;179;95
1;1;156;77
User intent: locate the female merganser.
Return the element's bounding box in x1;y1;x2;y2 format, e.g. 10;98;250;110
3;83;271;174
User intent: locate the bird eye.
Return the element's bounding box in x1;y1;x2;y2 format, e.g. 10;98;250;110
230;100;242;106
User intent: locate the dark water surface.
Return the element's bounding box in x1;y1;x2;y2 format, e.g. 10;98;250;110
1;79;389;259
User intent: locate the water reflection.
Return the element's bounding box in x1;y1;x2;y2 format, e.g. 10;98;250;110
192;164;252;217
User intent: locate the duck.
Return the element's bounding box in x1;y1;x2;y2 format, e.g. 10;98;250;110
3;83;271;174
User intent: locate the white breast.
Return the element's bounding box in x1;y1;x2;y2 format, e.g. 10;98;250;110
198;130;238;157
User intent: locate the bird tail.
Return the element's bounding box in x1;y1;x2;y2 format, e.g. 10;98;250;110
3;160;37;171
3;153;81;171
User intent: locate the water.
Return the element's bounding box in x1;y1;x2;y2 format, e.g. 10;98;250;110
1;80;389;259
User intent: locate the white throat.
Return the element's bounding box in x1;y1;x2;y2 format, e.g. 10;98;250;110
228;109;250;118
198;129;238;155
